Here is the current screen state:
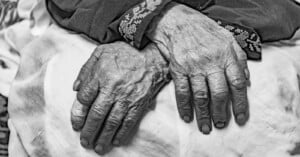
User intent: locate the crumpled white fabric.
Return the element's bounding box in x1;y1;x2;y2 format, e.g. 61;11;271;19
6;25;300;157
0;0;51;96
1;0;300;157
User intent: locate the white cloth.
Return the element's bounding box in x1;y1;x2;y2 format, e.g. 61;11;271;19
6;24;300;157
1;0;300;157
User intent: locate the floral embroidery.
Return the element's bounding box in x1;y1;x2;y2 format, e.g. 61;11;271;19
217;20;262;59
119;1;262;60
119;0;163;46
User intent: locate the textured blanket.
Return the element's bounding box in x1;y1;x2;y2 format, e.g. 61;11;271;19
4;22;300;157
1;0;300;157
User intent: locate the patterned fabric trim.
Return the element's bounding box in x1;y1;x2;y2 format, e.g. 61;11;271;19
0;94;8;157
216;20;262;60
0;0;22;30
119;0;171;48
119;1;261;59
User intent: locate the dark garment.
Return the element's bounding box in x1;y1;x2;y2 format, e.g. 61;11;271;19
0;94;8;157
203;0;300;42
46;0;300;60
45;0;211;46
202;0;300;59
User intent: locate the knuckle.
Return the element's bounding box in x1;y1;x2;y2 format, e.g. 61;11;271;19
176;83;189;92
195;98;209;109
196;106;210;118
119;126;130;136
77;90;94;105
176;92;190;104
233;101;248;113
176;98;191;110
212;113;227;121
123;117;136;129
107;117;121;129
81;128;94;139
71;113;85;123
212;91;228;100
90;107;105;119
71;118;84;130
71;101;89;117
77;91;88;104
193;91;208;99
177;104;192;117
231;78;246;89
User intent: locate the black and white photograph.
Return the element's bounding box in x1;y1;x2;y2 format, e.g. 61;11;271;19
1;0;300;156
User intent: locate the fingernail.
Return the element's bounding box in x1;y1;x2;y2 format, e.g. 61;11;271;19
183;116;191;122
244;69;250;79
215;122;226;128
95;145;103;153
201;124;211;134
113;140;120;146
247;80;251;86
72;125;81;131
236;113;246;125
73;80;81;91
80;138;89;147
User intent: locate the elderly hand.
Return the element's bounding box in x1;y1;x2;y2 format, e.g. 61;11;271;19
147;3;249;134
71;42;169;155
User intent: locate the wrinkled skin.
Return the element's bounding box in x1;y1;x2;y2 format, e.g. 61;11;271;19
71;3;250;155
71;42;170;155
147;4;249;134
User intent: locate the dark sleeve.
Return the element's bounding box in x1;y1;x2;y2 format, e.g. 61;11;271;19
118;0;262;59
46;0;214;49
158;0;300;60
202;0;300;60
46;0;172;45
118;0;214;48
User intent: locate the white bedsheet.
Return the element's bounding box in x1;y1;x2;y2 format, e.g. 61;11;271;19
1;0;300;157
2;21;300;157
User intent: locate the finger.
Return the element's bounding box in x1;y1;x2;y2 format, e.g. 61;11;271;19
80;91;114;148
232;42;250;82
207;71;229;129
226;62;249;126
172;73;193;123
190;74;211;134
94;101;128;155
112;104;145;146
71;99;90;131
77;79;99;106
73;54;98;91
72;79;99;131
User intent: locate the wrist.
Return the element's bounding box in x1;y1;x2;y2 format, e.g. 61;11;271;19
146;3;203;59
143;44;171;83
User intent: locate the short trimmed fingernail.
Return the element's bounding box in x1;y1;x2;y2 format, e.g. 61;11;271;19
215;122;226;128
95;145;103;153
80;138;89;147
183;116;191;122
245;69;250;79
113;140;120;146
201;124;211;134
73;80;81;91
72;124;81;131
237;113;246;124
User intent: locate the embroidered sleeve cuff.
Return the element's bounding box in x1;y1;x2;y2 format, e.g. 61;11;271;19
215;19;262;60
119;0;172;49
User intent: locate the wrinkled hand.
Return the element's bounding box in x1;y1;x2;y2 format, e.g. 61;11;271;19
147;4;249;134
71;42;169;155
